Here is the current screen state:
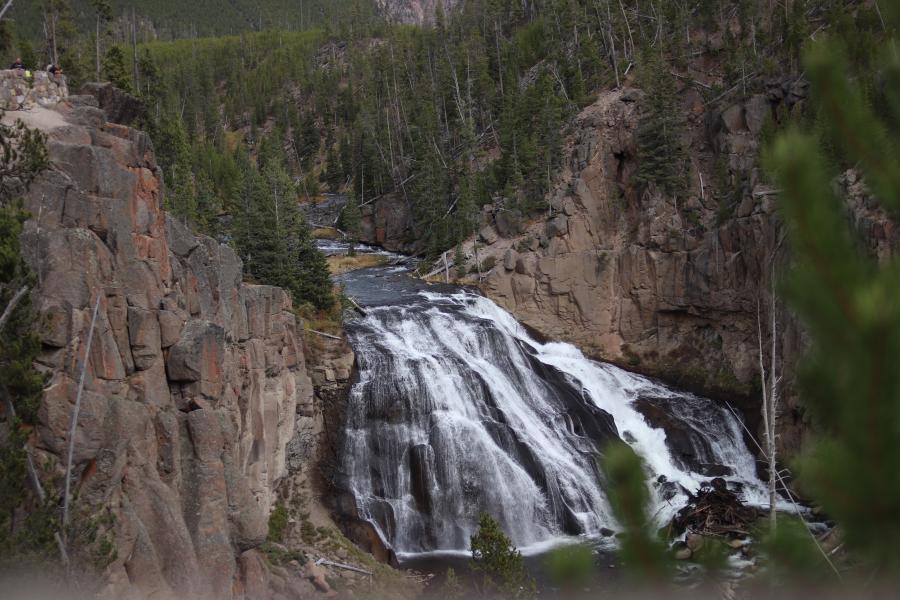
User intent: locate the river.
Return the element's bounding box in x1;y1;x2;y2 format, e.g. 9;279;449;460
317;240;768;568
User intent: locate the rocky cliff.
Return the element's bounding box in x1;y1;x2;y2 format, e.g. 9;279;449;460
468;82;896;460
472;87;788;446
375;0;458;24
13;94;317;598
357;76;897;462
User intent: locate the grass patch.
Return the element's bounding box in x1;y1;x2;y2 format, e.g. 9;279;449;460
312;227;342;239
326;254;388;275
260;541;306;566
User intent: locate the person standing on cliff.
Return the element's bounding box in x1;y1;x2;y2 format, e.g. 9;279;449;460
9;57;25;70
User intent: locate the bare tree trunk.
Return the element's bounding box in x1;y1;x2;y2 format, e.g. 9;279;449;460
51;13;59;66
0;0;14;21
62;295;102;539
768;278;779;532
758;268;781;533
1;386;69;565
0;286;28;333
95;14;101;81
132;7;140;90
756;299;774;529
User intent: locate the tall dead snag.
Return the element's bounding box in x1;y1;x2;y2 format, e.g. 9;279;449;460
62;294;101;541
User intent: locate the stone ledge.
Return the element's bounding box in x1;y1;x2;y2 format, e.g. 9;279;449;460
0;69;69;111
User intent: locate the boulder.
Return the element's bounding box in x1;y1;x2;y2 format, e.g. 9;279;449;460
238;548;269;599
128;307;162;371
503;249;517;271
80;82;145;125
545;215;569;238
303;560;333;594
686;532;705;552
165;319;224;383
157;309;183;348
620;88;644;103
495;209;523;238
720;104;747;133
744;94;770;135
479;225;499;245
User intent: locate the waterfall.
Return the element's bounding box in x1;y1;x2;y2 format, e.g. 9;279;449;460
341;289;766;558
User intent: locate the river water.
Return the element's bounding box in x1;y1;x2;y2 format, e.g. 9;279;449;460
319;240;767;565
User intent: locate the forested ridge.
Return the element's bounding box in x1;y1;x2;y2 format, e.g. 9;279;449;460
131;0;882;253
3;0;900;593
0;0;886;326
6;0;374;42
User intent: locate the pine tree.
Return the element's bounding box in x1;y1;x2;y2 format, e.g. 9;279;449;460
634;48;686;197
234;157;333;310
765;5;900;572
337;191;362;241
103;45;133;93
0;116;55;562
470;512;536;599
323;145;343;192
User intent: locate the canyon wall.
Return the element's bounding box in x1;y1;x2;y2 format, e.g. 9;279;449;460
359;78;897;461
14;95;315;598
473;83;896;459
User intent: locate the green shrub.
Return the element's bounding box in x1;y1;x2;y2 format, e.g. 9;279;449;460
470;512;535;599
267;502;289;543
544;543;594;589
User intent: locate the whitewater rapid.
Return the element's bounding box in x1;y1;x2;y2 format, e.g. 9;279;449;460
340;287;767;557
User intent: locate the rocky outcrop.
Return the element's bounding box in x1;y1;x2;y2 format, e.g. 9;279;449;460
0;69;68;110
359;193;416;253
465;77;900;462
79;82;145;126
17;98;313;598
477;89;782;409
375;0;459;24
464;81;892;461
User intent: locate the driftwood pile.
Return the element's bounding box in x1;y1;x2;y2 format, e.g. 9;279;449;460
671;478;759;538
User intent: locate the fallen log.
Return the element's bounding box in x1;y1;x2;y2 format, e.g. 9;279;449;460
307;328;343;341
315;557;373;576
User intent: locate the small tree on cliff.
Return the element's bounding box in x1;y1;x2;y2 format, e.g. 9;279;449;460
0;116;55;561
470;512;535;598
765;3;900;572
634;48;686;198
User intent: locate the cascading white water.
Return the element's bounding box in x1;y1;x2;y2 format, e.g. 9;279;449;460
341;289;766;558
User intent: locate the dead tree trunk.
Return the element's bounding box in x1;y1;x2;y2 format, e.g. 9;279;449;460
62;295;102;539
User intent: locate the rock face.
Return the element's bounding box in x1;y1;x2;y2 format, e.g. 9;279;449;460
19;97;313;598
79;82;145;125
359;193;416;253
481;89;781;407
472;83;897;459
375;0;459;24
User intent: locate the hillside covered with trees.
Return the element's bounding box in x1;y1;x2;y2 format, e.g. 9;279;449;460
2;0;900;596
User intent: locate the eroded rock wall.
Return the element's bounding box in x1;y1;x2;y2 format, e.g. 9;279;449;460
464;82;896;459
18;99;313;598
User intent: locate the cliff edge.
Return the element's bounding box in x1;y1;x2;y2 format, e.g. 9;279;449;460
10;93;317;598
